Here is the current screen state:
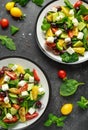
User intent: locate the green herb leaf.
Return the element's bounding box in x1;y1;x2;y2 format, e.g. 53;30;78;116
10;25;19;35
64;0;73;9
44;113;66;127
61;52;79;63
60;79;84;96
12;0;31;6
0;120;8;129
32;0;44;6
77;96;88;110
0;35;16;51
41;18;50;31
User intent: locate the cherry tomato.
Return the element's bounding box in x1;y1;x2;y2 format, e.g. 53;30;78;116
33;69;40;82
25;112;39;120
3;116;18;123
84;15;88;21
0;18;9;28
58;70;67;79
74;0;82;8
5;71;17;80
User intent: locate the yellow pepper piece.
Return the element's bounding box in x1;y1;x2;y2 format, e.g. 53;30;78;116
32;86;38;100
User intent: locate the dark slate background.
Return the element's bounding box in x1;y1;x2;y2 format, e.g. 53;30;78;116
0;0;88;130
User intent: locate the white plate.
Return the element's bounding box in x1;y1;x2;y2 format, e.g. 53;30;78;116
0;56;50;130
36;0;88;64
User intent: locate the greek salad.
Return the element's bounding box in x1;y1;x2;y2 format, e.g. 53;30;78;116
0;64;45;129
41;0;88;63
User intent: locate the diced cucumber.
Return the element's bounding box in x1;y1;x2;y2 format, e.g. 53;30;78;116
9;93;18;98
24;73;30;81
8;63;14;68
56;42;63;51
10;107;17;115
78;22;86;31
10;98;18;104
52;12;59;22
60;33;68;38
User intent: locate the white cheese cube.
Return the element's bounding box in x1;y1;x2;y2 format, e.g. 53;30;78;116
6;113;13;120
11;64;18;71
51;7;57;12
29;76;34;83
69;9;74;15
55;30;62;36
21;91;28;96
65;37;71;43
2;84;9;91
27;83;34;91
66;47;75;55
18;80;26;87
28;107;36;115
77;32;84;40
4;97;9;104
4;75;10;82
72;18;79;26
56;15;64;21
38;87;45;94
46;37;54;43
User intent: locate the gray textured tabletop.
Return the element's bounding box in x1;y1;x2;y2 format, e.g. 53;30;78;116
1;0;88;130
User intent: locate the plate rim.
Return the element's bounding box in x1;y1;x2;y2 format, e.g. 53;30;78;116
35;0;88;65
0;56;51;129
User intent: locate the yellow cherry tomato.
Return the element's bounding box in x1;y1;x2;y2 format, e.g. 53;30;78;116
5;2;15;11
61;103;73;115
10;7;23;18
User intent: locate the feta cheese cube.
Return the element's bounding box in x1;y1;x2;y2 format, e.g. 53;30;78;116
38;87;45;94
27;83;34;91
21;91;28;96
55;30;62;36
18;80;26;87
4;75;10;82
51;7;57;12
65;37;71;43
56;15;64;21
6;113;13;120
46;37;54;43
66;47;75;55
72;18;79;26
11;64;18;71
4;97;9;104
28;107;36;115
69;9;74;15
29;76;34;83
2;84;9;91
77;32;84;40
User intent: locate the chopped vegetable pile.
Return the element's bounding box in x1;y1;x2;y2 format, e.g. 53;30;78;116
41;0;88;63
0;64;45;129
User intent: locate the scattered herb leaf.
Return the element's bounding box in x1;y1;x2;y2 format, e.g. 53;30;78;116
60;79;84;96
0;35;16;51
10;25;19;35
12;0;31;6
32;0;44;6
44;113;67;127
77;96;88;110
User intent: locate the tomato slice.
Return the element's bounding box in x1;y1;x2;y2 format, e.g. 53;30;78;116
5;71;17;80
33;69;40;82
84;15;88;21
18;83;28;93
68;30;73;38
51;27;58;33
46;42;56;49
25;112;39;120
3;116;18;123
74;0;82;8
13;104;20;110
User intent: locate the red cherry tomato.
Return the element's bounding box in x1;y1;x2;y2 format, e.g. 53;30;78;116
74;0;82;8
58;70;67;79
25;112;39;120
33;69;40;82
3;116;18;123
0;18;9;28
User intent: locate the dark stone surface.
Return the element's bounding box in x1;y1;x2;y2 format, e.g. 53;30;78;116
0;0;88;130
